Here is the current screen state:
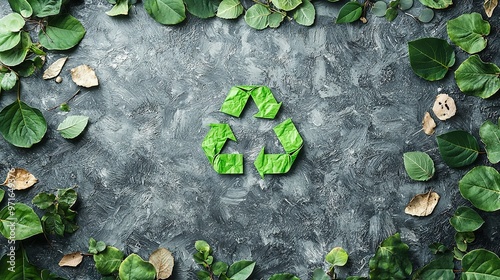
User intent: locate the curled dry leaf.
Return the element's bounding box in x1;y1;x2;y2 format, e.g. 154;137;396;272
59;252;83;267
432;94;456;121
2;168;38;190
43;57;68;80
422;112;436;135
70;65;99;88
484;0;498;17
149;248;174;279
405;190;440;217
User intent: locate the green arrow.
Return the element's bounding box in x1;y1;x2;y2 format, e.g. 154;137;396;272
254;118;303;178
202;123;243;174
220;86;282;119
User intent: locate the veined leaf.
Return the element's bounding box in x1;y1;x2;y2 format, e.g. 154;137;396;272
325;247;348;266
408;38;455;81
447;13;490;54
484;0;498;17
106;0;130;16
0;31;21;53
57;115;89;139
0;31;32;67
0;247;43;279
144;0;186;25
336;2;363;23
480;118;500;164
27;0;63;17
226;260;255;280
312;269;330;280
459;166;500;212
119;254;156;280
418;0;452;9
462;249;500;279
244;4;270;30
269;273;301;280
0;203;43;240
184;0;220;19
269;12;285;28
272;0;302;11
449;206;484;232
412;253;454;280
8;0;33;17
455;55;500;99
1;72;18;91
294;0;315;26
0;13;25;32
94;246;124;275
436;130;479;168
0;100;47;148
217;0;244;19
369;233;412;280
403;151;435;181
39;15;86;50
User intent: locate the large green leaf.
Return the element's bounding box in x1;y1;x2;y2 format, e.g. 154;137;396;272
94;246;124;275
480;118;500;164
268;12;285;28
447;13;490;54
0;203;43;240
119;254;156;280
418;0;452;9
244;4;270;30
0;13;25;33
408;38;455;81
57;115;89;139
27;0;63;17
184;0;220;18
369;233;412;280
0;247;43;280
293;0;315;26
0;100;47;148
269;273;301;280
455;55;500;99
39;14;86;50
226;260;255;280
459;166;500;212
217;0;243;19
144;0;186;25
8;0;33;17
0;31;32;67
461;249;500;279
336;2;363;23
436;130;479;168
412;253;454;280
272;0;302;11
449;206;484;232
403;151;435;181
325;247;348;266
0;31;21;52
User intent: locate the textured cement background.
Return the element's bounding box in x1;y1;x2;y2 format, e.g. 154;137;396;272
1;0;500;279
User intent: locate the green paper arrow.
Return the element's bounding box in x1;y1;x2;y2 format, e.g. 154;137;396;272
254;118;303;178
220;85;282;119
202;123;243;174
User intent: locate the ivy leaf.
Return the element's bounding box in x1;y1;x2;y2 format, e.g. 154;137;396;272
149;248;174;280
57;115;89;139
244;4;270;30
447;13;490;54
454;55;500;99
217;0;243;19
325;247;348;266
94;246;125;275
32;193;57;209
0;100;47;148
403;151;435;181
269;273;301;280
480;118;500;164
0;203;43;240
418;0;452;9
294;0;315;26
272;0;302;11
0;31;32;67
269;12;285;28
1;71;18;91
119;254;157;280
336;2;363;23
143;0;186;25
484;0;498;17
459;166;500;212
408;38;455;81
369;233;412;280
8;0;34;17
184;0;220;19
462;249;500;279
106;0;130;16
449;206;484;232
0;247;43;279
436;130;479;168
39;14;86;50
28;0;63;17
0;13;25;32
412;253;454;280
372;1;387;17
226;260;256;280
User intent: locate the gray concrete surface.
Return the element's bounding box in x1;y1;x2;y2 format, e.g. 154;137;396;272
1;0;500;279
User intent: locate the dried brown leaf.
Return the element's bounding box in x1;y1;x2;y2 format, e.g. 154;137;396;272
149;248;174;279
43;57;68;80
70;65;99;88
405;191;440;217
59;252;83;267
422;112;436;135
485;0;498;17
2;168;38;190
432;94;456;121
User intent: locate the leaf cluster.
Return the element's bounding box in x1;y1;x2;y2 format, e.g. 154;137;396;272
32;187;79;236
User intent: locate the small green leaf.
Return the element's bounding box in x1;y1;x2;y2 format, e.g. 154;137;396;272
195;240;211;258
480;118;500;164
244;4;270;30
32;193;56;209
312;268;329;280
0;189;4;202
184;0;220;19
371;1;387;17
428;243;448;255
57;115;89;139
455;55;500;99
403;151;435;181
94;246;124;275
119;254;156;280
57;188;77;206
268;12;285;28
217;0;243;19
417;8;434;23
106;0;130;16
294;0;315;26
450;206;484;232
325;247;348;266
143;0;186;25
385;7;398;21
459;166;500;212
89;238;107;254
0;100;47;148
0;31;32;67
412;253;454;280
453;247;464;260
226;260;255;280
8;0;33;17
336;2;363;23
59;103;70;112
28;0;63;17
462;249;500;279
447;13;490;54
268;273;301;280
436;130;479;168
369;233;412;280
42;212;65;236
39;14;86;50
0;203;43;240
212;261;229;276
455;232;474;252
1;72;18;91
0;31;21;52
272;0;302;11
418;0;452;9
0;13;25;32
408;38;455;81
197;270;211;280
13;60;36;77
399;0;413;10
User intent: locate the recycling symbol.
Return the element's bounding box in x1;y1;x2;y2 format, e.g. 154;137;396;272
202;86;304;178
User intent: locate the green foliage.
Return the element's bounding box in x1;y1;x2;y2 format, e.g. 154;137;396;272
293;0;315;26
0;202;43;240
480;118;500;164
216;0;244;19
449;206;484;232
0;31;32;67
28;0;63;17
418;0;452;9
268;273;300;280
32;188;79;236
143;0;186;25
227;260;256;280
184;0;220;19
93;246;124;275
455;231;474;252
412;253;454;280
8;0;34;17
454;55;500;99
459;166;500;212
336;2;363;23
417;8;434;23
436;130;479;168
118;253;156;280
311;268;329;280
89;237;107;254
372;1;387;17
0;246;66;280
273;0;302;11
368;233;412;280
461;249;500;279
0;189;4;202
57;115;89;139
39;14;86;50
106;0;130;16
408;38;455;81
245;4;271;30
447;13;490;54
403;151;435;181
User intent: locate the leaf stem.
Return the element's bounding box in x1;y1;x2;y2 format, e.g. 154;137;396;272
47;89;81;111
16;78;21;101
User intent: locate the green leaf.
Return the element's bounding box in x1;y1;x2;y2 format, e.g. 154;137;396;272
428;243;448;255
0;31;32;67
385;7;398;21
1;72;18;91
412;253;454;280
27;0;63;17
346;277;368;280
268;12;285;28
447;13;490;54
32;193;56;209
453;247;464;260
325;247;348;266
418;0;452;9
0;100;47;148
399;0;413;10
226;260;255;280
312;268;329;280
184;0;220;19
106;0;130;16
336;2;363;23
0;31;21;52
294;0;315;26
455;55;500;99
8;0;33;17
272;0;302;11
195;240;211;258
0;203;43;240
94;246;124;275
244;4;270;30
403;151;435;181
197;270;211;280
455;232;474;252
39;14;86;50
119;254;156;280
0;13;25;32
436;130;479;168
408;38;455;81
462;249;500;279
42;212;64;236
371;1;387;17
450;206;484;232
217;0;243;19
57;188;77;206
369;233;412;280
13;60;36;77
417;8;434;23
459;166;500;212
143;0;186;25
0;189;4;202
57;115;89;139
212;261;229;276
268;273;300;280
0;247;43;279
480;118;500;164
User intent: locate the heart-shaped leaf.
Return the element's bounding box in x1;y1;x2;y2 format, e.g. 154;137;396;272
450;206;484;233
408;38;455;81
325;247;348;266
455;55;500;99
462;249;500;279
459;166;500;212
447;13;490;54
144;0;186;25
0;203;43;240
119;254;156;280
403;151;435;181
0;100;47;148
480;118;500;164
436;130;479;168
39;14;86;50
217;0;243;19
